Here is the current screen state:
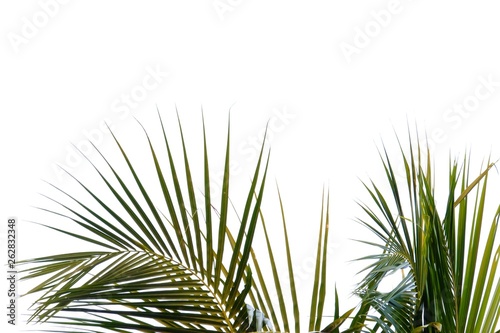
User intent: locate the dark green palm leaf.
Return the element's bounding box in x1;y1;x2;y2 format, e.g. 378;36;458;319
351;132;500;333
21;111;271;332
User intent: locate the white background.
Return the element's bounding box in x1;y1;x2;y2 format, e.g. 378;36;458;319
1;0;500;332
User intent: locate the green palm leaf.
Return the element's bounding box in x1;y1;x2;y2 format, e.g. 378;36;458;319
21;109;346;333
21;111;271;332
351;132;500;333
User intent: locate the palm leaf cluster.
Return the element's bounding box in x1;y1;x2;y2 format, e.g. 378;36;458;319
21;111;349;333
21;114;500;333
350;134;500;333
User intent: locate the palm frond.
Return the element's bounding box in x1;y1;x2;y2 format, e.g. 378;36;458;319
21;111;271;332
353;131;500;332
